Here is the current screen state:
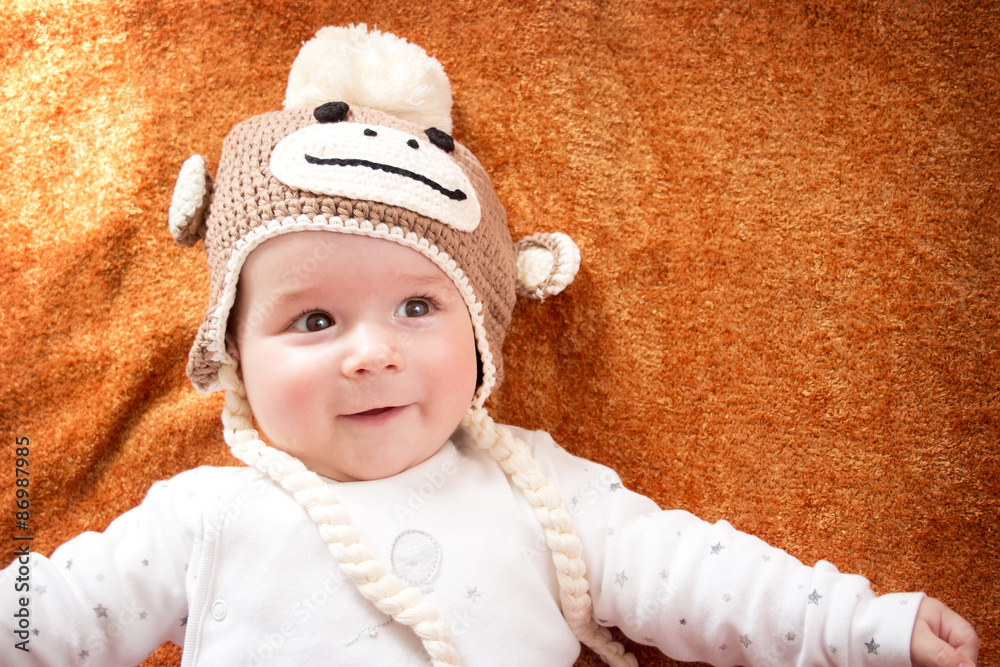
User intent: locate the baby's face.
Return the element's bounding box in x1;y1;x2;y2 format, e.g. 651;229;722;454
229;231;479;481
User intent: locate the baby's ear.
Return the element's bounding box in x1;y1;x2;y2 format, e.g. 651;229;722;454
168;155;212;247
224;333;240;363
514;232;581;299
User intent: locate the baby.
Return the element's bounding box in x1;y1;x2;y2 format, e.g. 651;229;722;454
1;25;978;667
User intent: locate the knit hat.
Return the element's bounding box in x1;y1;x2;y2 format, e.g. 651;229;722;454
169;26;580;407
169;24;634;667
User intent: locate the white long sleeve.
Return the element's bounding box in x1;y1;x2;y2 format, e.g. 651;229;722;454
0;475;195;665
0;427;922;666
526;426;923;666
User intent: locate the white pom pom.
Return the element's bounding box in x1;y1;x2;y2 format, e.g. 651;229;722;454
284;24;453;133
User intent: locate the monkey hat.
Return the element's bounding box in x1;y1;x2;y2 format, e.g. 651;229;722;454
169;25;634;667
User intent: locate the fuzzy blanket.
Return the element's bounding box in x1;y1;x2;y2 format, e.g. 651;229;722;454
2;1;997;665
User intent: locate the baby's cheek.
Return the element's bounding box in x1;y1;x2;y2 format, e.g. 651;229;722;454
272;359;328;404
243;349;316;413
427;331;479;394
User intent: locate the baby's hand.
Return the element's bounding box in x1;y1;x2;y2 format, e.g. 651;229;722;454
910;597;979;667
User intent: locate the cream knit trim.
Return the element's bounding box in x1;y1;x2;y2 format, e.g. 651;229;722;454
205;215;497;407
218;365;460;666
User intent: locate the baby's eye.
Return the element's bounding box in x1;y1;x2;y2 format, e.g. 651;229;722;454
291;311;334;332
395;299;432;318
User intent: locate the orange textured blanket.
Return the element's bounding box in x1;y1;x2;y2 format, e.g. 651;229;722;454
1;2;997;665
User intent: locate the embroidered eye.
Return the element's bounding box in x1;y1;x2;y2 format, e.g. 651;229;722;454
291;311;334;332
314;102;350;123
395;299;432;318
424;127;455;153
364;128;378;137
407;139;419;149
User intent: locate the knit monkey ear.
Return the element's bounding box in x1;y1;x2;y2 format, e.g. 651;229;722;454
514;232;581;299
168;155;212;247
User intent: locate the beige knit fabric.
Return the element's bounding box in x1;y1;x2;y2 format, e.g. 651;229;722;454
183;104;516;406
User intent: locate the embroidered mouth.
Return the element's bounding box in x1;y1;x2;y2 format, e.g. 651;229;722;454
304;155;468;201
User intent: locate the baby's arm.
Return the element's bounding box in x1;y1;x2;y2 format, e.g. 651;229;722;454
523;427;973;666
910;597;979;667
0;471;201;665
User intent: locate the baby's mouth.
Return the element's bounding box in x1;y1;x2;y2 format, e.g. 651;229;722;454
354;406;395;417
343;405;409;421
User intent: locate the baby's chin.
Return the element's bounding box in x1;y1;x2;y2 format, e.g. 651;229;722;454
310;449;444;483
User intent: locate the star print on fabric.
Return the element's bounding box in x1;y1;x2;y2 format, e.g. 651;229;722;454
598;618;609;625
615;571;628;587
142;559;149;566
828;645;838;654
762;554;771;562
181;616;188;626
140;611;148;620
642;636;655;644
79;649;89;660
679;619;687;625
32;629;39;636
786;632;796;641
722;593;732;603
571;497;579;508
719;644;727;651
610;482;622;492
659;570;669;580
866;638;880;655
94;604;108;618
808;589;823;605
66;559;73;570
465;587;481;602
740;634;752;648
710;542;725;555
346;620;392;646
95;573;104;582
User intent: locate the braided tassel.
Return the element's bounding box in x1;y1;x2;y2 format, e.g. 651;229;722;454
465;407;638;667
218;365;460;666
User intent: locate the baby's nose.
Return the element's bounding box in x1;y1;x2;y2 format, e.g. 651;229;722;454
340;326;407;377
